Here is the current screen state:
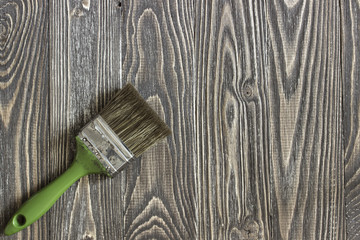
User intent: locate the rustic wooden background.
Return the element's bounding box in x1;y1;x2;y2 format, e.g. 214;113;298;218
0;0;358;239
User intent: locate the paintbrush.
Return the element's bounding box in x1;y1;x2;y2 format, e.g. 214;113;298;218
5;83;171;235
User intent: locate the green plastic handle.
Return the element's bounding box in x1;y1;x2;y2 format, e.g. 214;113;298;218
4;137;108;236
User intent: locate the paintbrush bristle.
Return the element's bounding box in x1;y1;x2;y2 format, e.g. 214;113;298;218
100;83;171;157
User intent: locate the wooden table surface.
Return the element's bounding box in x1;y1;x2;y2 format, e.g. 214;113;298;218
0;0;359;239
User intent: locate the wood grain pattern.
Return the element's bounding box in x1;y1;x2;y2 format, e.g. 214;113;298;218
0;0;49;239
121;0;196;239
49;0;122;239
0;0;356;239
266;0;344;239
342;0;360;238
195;0;271;239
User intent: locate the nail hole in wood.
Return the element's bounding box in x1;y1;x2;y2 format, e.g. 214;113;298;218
243;85;253;98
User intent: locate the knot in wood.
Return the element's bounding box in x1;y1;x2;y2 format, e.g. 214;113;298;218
115;0;121;8
82;234;94;240
237;216;260;239
71;7;84;18
242;84;254;99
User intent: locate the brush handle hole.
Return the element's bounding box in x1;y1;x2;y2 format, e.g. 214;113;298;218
15;214;26;226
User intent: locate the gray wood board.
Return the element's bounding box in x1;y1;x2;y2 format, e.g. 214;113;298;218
265;0;344;238
49;0;122;239
195;0;270;239
0;0;49;239
121;0;196;239
342;0;360;239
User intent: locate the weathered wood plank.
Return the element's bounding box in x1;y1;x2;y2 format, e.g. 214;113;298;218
49;1;122;239
121;0;196;239
0;0;49;239
265;0;344;239
342;0;360;238
195;0;271;239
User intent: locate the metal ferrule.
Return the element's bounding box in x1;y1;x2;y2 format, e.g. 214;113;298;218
78;115;134;176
